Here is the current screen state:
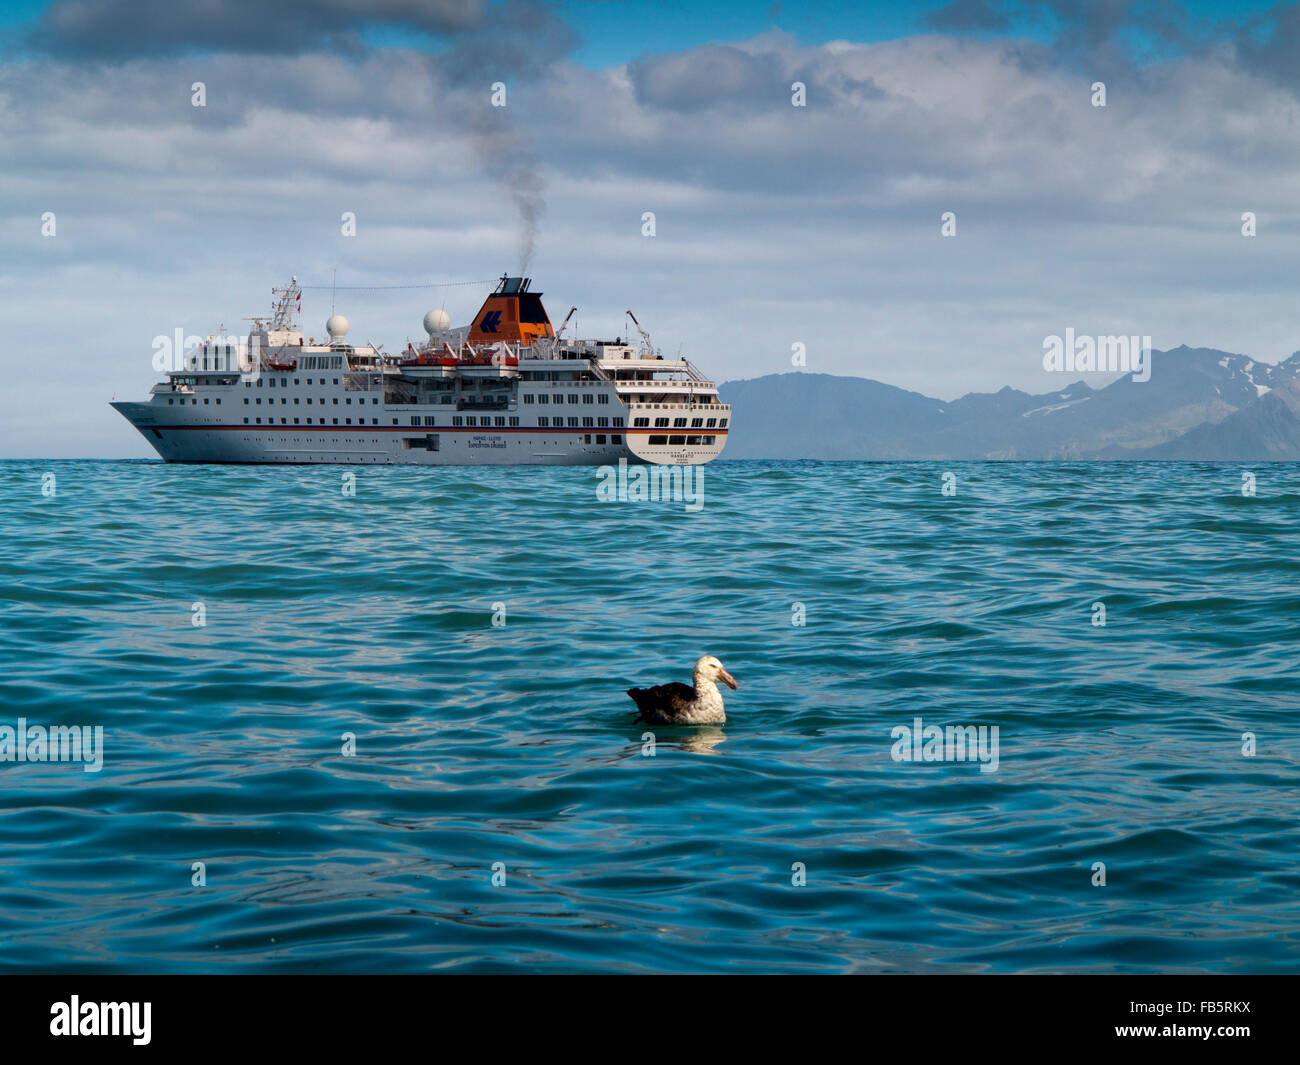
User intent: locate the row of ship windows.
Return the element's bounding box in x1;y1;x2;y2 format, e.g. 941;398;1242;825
240;397;379;406
519;372;605;381
648;435;717;446
197;377;714;403
422;415;628;428
197;356;348;371
523;416;626;428
168;396;382;406
245;384;613;405
244;378;616;402
244;417;390;425
175;392;615;408
229;436;630;449
167;394;721;429
248;377;347;387
248;376;607;388
236;419;631;447
180;381;718;412
408;433;627;448
632;416;728;429
236;416;633;428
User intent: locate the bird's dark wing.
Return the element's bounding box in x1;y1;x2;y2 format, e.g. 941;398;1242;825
627;682;698;723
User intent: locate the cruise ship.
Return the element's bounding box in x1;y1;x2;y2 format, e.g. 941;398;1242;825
112;276;731;465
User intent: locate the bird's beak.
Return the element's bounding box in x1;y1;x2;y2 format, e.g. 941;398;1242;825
719;669;738;690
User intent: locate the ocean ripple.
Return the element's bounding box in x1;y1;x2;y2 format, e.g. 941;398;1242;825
1;459;1298;972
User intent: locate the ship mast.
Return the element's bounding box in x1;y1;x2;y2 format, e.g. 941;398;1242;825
270;276;302;331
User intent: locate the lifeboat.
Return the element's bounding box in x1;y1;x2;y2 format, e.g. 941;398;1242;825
267;360;297;371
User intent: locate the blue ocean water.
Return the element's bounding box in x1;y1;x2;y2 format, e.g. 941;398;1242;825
1;458;1298;974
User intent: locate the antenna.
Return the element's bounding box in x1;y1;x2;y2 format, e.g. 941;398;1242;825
331;267;337;316
267;277;302;331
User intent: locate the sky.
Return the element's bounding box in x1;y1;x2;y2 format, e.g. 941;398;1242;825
4;0;1300;457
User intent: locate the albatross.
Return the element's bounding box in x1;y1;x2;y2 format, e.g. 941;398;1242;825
627;656;739;725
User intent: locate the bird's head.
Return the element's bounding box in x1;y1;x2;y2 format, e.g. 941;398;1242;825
695;655;738;690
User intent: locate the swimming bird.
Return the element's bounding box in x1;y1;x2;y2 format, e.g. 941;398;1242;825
627;656;738;725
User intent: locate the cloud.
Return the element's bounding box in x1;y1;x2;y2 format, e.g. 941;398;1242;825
25;0;486;58
6;14;1300;458
1232;2;1300;93
928;0;1018;32
19;0;579;88
13;0;578;296
929;0;1206;67
628;43;789;112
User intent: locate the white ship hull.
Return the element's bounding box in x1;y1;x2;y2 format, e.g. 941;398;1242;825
112;400;722;466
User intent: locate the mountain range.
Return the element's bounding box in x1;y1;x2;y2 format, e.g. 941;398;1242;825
717;347;1300;460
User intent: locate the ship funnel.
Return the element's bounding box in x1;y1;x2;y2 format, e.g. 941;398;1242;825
467;274;553;347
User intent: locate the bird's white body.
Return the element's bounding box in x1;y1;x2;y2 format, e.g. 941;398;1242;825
627;655;738;726
675;676;728;724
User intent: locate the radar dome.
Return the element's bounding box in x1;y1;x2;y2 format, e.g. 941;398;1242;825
423;309;451;335
325;314;349;339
